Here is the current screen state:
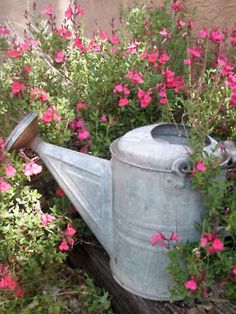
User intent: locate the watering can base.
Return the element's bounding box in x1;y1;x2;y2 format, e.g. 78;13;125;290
111;271;172;301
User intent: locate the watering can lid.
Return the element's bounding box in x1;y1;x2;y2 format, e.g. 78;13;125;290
110;123;218;172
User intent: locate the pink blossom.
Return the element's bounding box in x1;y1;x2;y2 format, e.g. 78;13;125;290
114;83;123;93
169;232;180;241
159;52;170;65
0;26;9;35
0;177;11;192
66;223;76;236
40;108;61;123
6;48;21;58
67;237;75;246
187;46;202;58
10;81;26;97
24;65;31;73
76;119;85;129
210;29;224;44
123;85;130;95
140;51;148;60
100;115;107;122
59;239;69;251
178;19;186;28
76;5;84;16
151;231;166;247
232;264;236;276
126;71;144;84
110;35;120;45
41;213;55;228
118;97;129;107
200;234;209;247
159;28;169;37
55;50;65;63
19;41;29;51
56;187;65;197
183;59;191;65
148;51;159;63
172;0;184;13
73;36;88;52
77;129;90;141
65;6;73;19
196;161;206;172
212;238;224;252
5;164;16;177
199;28;208;38
99;31;109;41
41;5;54;15
76;102;86;112
188;20;195;30
184;276;198;291
30;39;40;48
163;68;176;88
15;287;24;297
110;46;118;54
23;161;42;176
140;91;152;108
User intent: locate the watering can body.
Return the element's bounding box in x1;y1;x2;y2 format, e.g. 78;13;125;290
6;113;235;300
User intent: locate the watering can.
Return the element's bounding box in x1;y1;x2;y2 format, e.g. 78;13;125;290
6;112;236;300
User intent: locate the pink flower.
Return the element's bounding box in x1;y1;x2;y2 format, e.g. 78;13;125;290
183;59;191;65
99;31;109;41
0;177;11;192
59;239;69;251
113;83;123;93
169;232;180;241
77;129;90;141
65;6;73;19
140;91;152;108
140;51;148;60
232;264;236;276
118;97;129;107
41;5;54;15
110;35;120;45
76;5;84;16
212;238;224;252
159;28;169;37
151;231;167;247
159;52;170;65
56;187;65;197
10;81;26;97
15;287;24;297
187;46;202;58
126;71;144;84
76;102;86;112
40;213;55;228
6;48;21;58
200;234;209;247
172;0;184;13
148;51;159;63
5;164;16;177
100;115;107;122
196;162;206;172
24;65;31;73
210;29;224;44
66;223;76;236
199;28;208;38
23;161;42;176
40;108;61;123
55;50;65;63
0;26;9;35
184;276;198;291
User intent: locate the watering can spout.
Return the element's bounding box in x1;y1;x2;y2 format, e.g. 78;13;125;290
6;113;113;256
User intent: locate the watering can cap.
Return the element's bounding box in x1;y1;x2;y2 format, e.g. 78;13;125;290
110;123;218;172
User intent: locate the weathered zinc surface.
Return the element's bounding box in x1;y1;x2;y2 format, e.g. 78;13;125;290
0;0;236;37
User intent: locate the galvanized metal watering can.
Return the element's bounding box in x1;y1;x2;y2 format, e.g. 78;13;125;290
6;112;236;300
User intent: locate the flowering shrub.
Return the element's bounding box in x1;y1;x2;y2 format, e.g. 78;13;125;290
0;0;235;307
